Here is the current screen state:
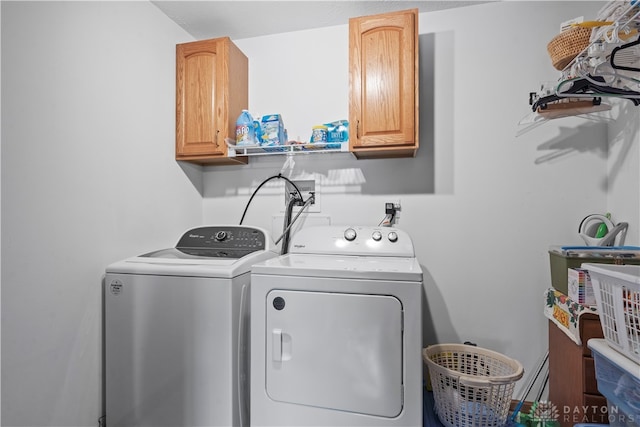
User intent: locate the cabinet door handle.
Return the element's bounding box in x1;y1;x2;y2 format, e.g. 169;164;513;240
215;129;219;147
356;120;360;139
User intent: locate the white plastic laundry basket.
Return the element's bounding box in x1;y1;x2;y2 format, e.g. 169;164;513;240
423;344;524;427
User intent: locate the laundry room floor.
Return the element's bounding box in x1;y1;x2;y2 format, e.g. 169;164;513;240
423;388;445;427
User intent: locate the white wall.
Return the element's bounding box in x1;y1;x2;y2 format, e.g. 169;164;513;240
606;101;640;240
1;2;201;426
0;1;3;424
202;1;634;399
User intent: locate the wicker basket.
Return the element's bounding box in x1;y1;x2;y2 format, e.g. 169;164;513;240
547;26;592;70
423;344;524;427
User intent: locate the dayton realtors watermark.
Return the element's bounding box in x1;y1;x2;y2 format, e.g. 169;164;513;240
523;401;636;425
560;403;636;425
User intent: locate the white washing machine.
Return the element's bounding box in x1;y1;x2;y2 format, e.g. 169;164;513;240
250;225;423;427
105;225;276;427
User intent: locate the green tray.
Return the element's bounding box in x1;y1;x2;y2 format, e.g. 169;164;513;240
548;246;640;295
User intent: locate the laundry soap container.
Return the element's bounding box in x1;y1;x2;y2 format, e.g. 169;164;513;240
548;246;640;295
235;110;256;146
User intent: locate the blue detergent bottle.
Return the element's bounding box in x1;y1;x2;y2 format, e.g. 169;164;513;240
235;110;255;146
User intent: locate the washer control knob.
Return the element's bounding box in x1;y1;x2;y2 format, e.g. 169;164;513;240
344;228;357;241
214;231;227;241
387;231;398;242
372;231;382;241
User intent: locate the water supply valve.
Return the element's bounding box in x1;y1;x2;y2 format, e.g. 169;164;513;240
381;201;400;227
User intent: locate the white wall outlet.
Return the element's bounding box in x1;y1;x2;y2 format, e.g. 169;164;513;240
284;179;320;212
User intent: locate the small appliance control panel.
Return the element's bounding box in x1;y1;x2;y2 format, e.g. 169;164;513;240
176;226;270;251
289;225;415;257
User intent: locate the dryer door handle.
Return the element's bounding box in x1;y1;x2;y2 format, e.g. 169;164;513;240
272;329;293;362
272;329;282;362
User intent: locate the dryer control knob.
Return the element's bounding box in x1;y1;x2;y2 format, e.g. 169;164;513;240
372;231;382;241
387;231;398;242
344;228;357;241
214;231;227;241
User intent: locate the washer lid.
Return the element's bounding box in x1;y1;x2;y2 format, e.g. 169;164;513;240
141;247;260;260
106;225;277;278
106;249;278;278
251;253;422;281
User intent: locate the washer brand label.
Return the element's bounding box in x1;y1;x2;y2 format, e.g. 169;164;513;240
109;279;123;296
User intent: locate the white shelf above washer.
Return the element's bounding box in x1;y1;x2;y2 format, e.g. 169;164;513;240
226;139;350;157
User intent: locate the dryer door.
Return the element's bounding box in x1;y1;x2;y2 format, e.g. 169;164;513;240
265;289;403;417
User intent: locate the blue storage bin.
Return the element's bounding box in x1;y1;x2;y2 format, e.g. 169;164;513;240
587;339;640;427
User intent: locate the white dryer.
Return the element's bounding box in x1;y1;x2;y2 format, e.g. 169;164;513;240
105;225;276;427
250;225;423;427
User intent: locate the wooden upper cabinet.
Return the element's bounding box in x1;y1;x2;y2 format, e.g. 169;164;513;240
349;9;419;159
176;37;248;165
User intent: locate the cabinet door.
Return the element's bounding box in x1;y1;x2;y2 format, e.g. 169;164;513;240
176;37;248;164
349;9;418;158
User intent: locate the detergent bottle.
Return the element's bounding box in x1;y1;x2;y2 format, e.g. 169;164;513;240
235;110;255;146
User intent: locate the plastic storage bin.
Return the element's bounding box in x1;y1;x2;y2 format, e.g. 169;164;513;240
548;247;640;295
587;339;640;427
423;344;524;427
582;263;640;364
